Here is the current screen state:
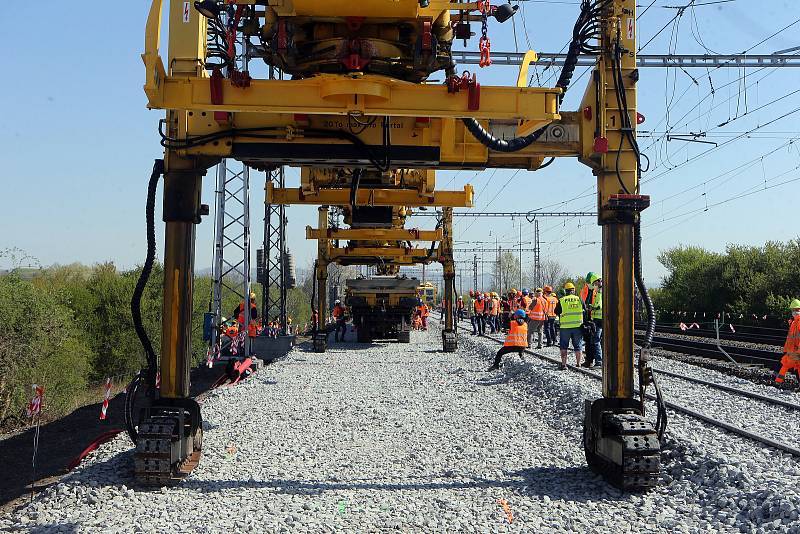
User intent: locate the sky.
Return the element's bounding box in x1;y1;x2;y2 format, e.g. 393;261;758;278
2;0;799;288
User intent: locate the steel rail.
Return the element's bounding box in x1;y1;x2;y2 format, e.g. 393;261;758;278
635;334;782;367
448;318;800;457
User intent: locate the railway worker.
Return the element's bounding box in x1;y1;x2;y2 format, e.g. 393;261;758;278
222;317;238;339
457;296;465;321
502;292;513;332
543;286;558;347
419;301;430;330
580;272;596;306
555;282;585;369
332;299;348;342
233;293;259;347
527;288;547;349
484;292;495;333
490;292;501;333
488;309;529;371
469;291;479;335
776;299;800;384
473;293;486;335
587;275;603;367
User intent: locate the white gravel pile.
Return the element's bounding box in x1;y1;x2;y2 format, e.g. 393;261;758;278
462;328;800;533
3;324;800;533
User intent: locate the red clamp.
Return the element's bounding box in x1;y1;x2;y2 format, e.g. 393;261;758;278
479;36;492;68
226;4;245;60
210;67;230;124
421;21;432;51
277;20;288;51
446;71;481;111
342;39;371;70
230;69;252;88
477;0;492;15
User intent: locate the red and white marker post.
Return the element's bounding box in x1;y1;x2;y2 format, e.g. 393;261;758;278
99;378;112;420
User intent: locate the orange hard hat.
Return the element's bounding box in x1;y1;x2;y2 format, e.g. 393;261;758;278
516;290;522;296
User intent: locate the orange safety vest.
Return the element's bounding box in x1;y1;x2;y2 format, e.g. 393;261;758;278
332;305;345;318
224;324;239;337
528;296;547;321
521;296;532;310
238;301;258;337
504;320;528;347
420;305;430;317
580;284;589;303
785;316;800;357
474;299;485;313
490;298;500;316
545;295;558;317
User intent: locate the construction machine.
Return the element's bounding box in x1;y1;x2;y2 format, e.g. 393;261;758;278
132;0;666;490
345;276;421;343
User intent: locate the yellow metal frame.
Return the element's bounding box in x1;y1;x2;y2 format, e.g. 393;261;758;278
268;183;473;208
306;227;444;242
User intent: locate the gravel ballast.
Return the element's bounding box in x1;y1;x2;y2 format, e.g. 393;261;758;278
3;323;800;533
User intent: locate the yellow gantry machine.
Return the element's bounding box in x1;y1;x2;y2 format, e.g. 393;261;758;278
132;0;665;489
294;167;466;352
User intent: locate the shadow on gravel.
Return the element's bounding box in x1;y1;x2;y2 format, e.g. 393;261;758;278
180;468;612;500
508;467;623;502
25;522;79;533
181;476;517;495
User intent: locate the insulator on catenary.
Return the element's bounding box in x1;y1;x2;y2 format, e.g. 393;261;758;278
283;251;297;289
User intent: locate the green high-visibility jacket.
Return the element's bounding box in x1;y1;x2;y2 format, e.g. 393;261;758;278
591;289;602;320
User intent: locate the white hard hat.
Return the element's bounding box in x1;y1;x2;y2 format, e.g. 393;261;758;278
335;299;341;304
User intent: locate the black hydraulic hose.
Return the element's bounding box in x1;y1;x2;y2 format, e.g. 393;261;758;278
459;0;594;153
131;159;163;388
311;261;318;334
350;168;362;207
634;219;667;440
460;118;547;153
124;373;143;443
126;159;164;443
634;222;655;348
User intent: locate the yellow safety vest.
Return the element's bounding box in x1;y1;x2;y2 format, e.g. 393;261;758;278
559;294;583;329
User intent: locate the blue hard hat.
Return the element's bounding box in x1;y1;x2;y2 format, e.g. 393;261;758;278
522;288;529;295
514;309;526;319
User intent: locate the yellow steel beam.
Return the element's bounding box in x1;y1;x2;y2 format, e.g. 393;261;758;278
330;247;433;259
306;227;444;241
147;74;560;123
268;183;474;207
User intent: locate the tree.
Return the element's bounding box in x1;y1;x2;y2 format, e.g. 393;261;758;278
537;258;569;289
492;251;521;293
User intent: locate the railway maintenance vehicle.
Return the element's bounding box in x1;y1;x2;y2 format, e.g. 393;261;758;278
130;0;666;490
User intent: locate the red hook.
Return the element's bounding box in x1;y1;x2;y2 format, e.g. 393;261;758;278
479;36;492;68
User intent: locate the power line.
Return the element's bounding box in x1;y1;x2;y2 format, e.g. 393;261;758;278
413;211;597;218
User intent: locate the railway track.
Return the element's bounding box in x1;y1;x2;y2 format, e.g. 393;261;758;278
455;320;800;458
634;321;785;346
639;333;782;368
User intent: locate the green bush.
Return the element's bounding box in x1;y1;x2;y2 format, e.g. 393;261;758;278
0;260;316;431
0;273;90;428
653;239;800;326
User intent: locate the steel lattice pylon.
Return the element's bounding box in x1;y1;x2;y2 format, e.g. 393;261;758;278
210;160;252;357
262;166;287;334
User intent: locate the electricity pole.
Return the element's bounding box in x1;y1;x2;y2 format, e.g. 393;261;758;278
534;219;541;289
518;222;523;289
473;254;478;291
